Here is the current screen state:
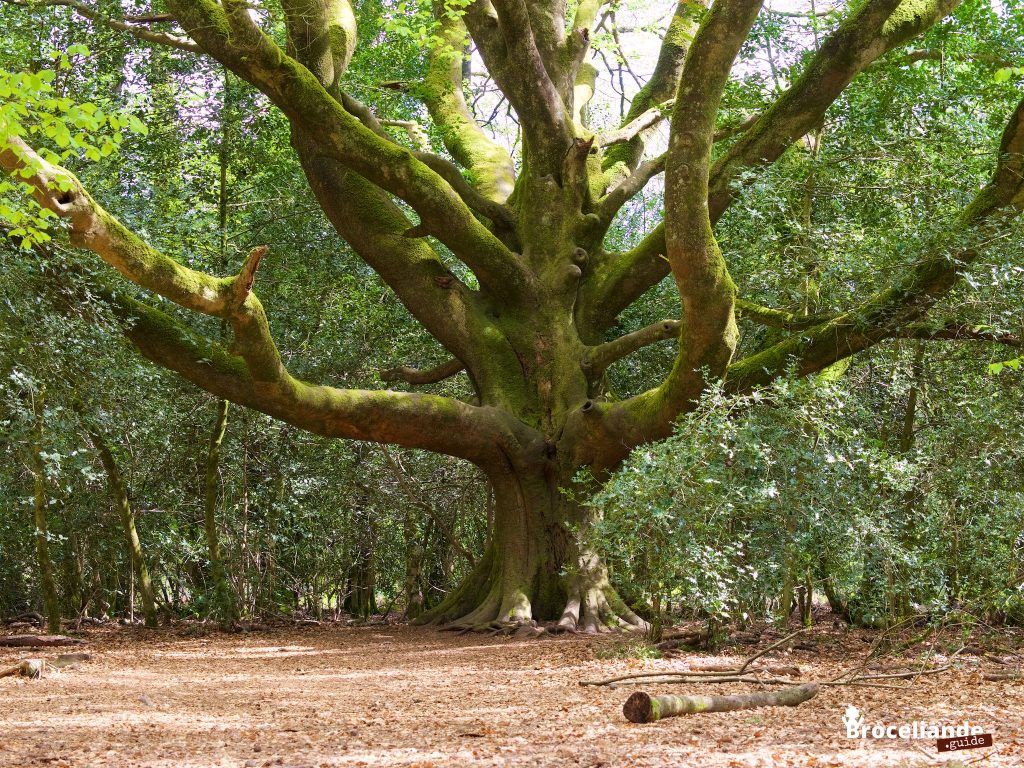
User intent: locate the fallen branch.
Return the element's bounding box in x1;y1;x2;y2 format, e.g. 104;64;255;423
982;670;1022;681
0;634;86;647
681;662;802;676
582;627;811;687
581;667;800;687
623;683;819;723
615;674;796;687
737;627;812;672
0;659;44;678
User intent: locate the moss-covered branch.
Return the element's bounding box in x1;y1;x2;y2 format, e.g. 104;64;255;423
707;0;960;218
291;133;495;364
896;324;1022;347
111;292;505;460
597;100;674;148
167;0;527;297
584;319;680;378
600;0;707;181
587;0;959;329
463;0;573;177
726;97;1024;392
422;5;516;202
596;152;665;226
735;299;835;329
280;0;356;90
632;0;763;427
0;138;504;459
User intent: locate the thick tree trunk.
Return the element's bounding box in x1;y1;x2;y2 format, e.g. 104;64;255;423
416;458;646;633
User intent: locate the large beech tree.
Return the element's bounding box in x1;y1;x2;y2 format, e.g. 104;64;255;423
2;0;1023;631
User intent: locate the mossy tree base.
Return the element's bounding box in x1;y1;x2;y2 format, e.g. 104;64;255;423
413;468;648;635
415;558;648;635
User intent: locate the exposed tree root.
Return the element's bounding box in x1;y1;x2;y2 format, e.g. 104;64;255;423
431;590;648;638
414;545;648;636
426;584;649;636
554;581;649;634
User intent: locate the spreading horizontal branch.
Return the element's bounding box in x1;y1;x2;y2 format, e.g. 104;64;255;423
595;116;758;230
168;0;527;298
1;137;503;460
597;100;675;147
596;153;666;224
735;298;834;329
897;323;1022;347
725;97;1024;392
115;294;500;459
581;296;834;377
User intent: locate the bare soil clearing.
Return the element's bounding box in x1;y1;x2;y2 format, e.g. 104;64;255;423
1;625;1022;767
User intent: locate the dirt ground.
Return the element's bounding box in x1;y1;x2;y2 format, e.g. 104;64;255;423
1;623;1022;768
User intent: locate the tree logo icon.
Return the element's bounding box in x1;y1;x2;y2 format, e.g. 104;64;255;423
843;704;865;738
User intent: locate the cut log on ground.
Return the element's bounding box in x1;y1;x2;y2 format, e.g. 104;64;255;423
655;629;711;651
623;683;820;723
0;634;86;647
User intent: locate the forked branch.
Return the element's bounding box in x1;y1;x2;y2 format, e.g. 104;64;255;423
0;137;502;459
587;0;961;327
167;0;526;298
